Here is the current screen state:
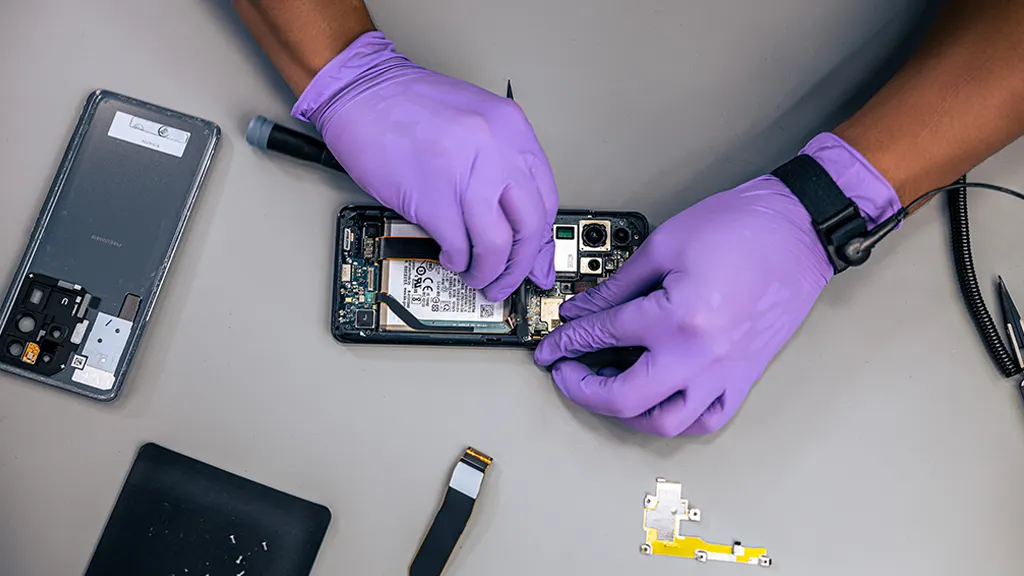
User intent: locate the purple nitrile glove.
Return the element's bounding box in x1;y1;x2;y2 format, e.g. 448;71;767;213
292;31;558;301
534;133;900;437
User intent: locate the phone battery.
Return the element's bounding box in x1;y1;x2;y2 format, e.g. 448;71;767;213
379;219;510;332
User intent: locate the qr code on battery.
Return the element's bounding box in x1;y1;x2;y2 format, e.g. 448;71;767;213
480;304;495;319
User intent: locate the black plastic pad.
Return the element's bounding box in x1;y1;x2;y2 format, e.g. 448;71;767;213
85;443;331;576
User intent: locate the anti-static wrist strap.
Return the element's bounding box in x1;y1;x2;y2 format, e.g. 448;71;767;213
771;154;869;274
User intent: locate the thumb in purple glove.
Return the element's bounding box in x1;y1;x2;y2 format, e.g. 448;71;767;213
534;133;900;436
292;31;558;301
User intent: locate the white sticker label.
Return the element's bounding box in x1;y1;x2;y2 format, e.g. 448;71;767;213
71;312;132;391
385;260;504;324
380;218;508;328
107;111;190;158
450;462;484;499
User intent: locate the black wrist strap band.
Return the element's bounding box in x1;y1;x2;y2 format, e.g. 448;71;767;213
771;154;868;274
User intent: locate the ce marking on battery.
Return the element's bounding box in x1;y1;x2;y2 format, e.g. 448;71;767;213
413;265;435;295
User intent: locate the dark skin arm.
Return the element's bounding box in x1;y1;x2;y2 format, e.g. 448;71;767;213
835;0;1024;206
233;0;1024;205
233;0;375;95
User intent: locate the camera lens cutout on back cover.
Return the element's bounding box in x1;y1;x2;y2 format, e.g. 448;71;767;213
6;340;25;358
16;314;36;334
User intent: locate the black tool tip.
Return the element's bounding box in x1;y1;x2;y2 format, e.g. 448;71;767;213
999;276;1023;326
999;277;1014;305
506;80;514;100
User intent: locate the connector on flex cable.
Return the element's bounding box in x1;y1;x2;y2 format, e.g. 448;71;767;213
640;478;772;568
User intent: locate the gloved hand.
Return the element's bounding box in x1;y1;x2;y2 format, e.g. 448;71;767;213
292;31;558;301
535;133;900;436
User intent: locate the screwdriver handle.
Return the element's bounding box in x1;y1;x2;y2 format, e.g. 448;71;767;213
246;115;347;175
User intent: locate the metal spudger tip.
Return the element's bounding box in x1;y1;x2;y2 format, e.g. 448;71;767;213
506;79;514;100
246;115;274;150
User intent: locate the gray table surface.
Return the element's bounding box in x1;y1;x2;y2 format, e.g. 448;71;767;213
3;1;1024;575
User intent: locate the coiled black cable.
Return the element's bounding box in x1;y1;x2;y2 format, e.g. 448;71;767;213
947;176;1024;378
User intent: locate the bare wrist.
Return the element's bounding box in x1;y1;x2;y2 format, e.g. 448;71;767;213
235;0;376;95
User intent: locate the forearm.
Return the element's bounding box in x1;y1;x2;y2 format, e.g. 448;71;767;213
234;0;375;95
835;0;1024;206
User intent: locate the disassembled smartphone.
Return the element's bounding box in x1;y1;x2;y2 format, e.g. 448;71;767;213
333;206;649;347
0;90;220;400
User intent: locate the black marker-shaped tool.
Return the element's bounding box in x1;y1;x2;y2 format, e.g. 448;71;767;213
997;277;1024;406
246;115;347;174
998;276;1024;370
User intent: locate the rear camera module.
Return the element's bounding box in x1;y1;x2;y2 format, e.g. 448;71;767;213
580;257;604;275
579;220;612;251
612;227;632;246
582;224;607;248
16;313;37;334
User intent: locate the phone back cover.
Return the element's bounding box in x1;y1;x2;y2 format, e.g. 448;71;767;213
0;90;219;400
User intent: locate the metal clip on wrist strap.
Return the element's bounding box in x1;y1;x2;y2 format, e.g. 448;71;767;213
771;155;869;275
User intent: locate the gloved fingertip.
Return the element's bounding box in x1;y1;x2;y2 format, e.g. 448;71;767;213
622;410;683;438
440;250;468;274
528;245;556;289
549;361;573;396
679;415;720;436
557;298;586;320
540;265;556;289
533;340;560;367
482;285;513;303
529;268;555;291
682;406;731;436
460;272;489;290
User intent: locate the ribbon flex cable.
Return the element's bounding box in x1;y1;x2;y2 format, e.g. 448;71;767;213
410;448;493;576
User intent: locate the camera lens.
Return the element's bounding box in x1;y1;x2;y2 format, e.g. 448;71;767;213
613;227;632;246
16;314;36;334
6;340;24;358
582;224;607;248
587;259;602;272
